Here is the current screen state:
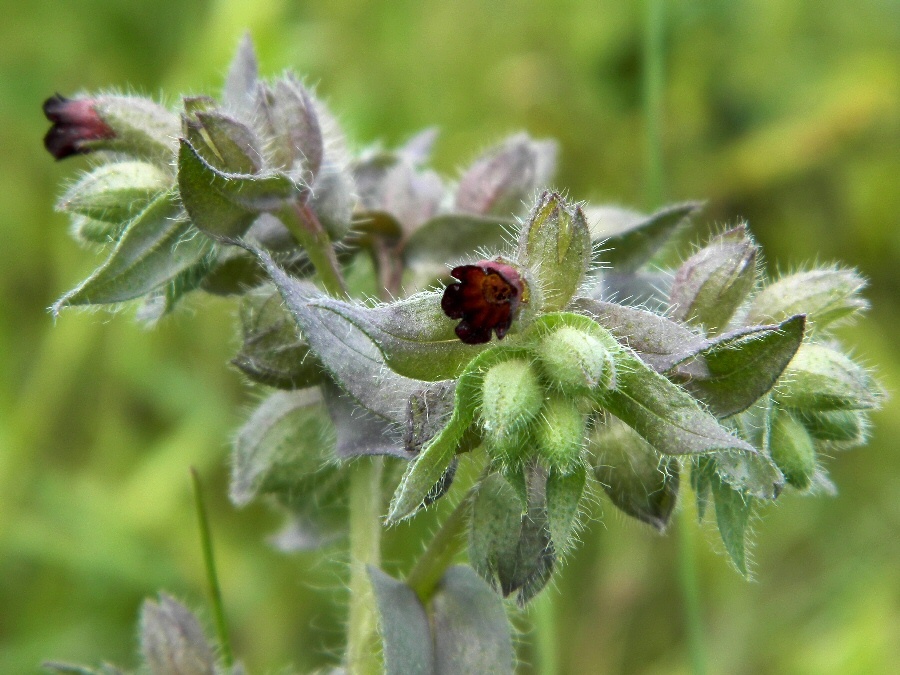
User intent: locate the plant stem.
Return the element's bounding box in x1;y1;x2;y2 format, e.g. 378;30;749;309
190;468;233;669
405;490;475;602
533;590;560;675
279;201;348;298
346;457;383;675
677;502;707;675
643;0;665;209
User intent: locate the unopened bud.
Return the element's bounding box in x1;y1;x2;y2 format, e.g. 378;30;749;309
535;326;615;393
747;268;868;331
769;410;816;490
535;396;585;474
669;225;758;333
516;191;591;312
57;161;171;224
795;408;867;445
775;344;880;411
43;94;179;164
480;358;544;456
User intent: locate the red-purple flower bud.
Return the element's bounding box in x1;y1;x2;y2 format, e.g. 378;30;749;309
43;94;116;160
441;260;525;344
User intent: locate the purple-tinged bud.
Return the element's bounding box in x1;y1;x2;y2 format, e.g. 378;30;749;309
43;94;116;160
441;260;528;344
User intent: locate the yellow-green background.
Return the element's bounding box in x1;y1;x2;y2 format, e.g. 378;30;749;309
2;1;899;673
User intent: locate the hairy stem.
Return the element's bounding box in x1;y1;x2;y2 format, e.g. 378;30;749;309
405;490;475;602
346;458;383;675
279;201;348;298
190;468;233;669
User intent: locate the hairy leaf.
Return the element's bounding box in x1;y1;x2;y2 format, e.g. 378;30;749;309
369;567;434;675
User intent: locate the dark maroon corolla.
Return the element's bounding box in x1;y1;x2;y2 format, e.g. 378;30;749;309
441;260;525;344
43;94;116;160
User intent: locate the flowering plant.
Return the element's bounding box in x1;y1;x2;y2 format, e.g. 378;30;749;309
42;36;881;675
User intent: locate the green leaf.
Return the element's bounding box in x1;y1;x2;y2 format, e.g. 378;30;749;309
388;347;508;522
229;389;335;506
311;291;488;381
255;248;426;421
231;286;325;390
774;343;882;411
710;472;753;576
589;201;703;272
516;191;592;312
546;464;586;553
669;225;758;333
368;567;434;675
591;416;679;531
178;139;302;240
769;409;817;490
136;256;214;324
322;383;411;459
715;398;785;499
746;268;868;332
431;566;515;675
52;191;209;313
677;315;806;417
404;381;457;456
58;161;171;223
402;213;514;290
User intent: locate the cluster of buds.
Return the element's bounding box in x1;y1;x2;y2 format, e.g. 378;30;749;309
42;35;882;674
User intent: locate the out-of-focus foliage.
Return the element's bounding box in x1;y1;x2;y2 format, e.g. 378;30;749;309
2;1;899;673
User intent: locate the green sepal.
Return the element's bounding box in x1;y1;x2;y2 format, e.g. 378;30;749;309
709;469;754;577
516;191;592;312
52;191;209;313
769;409;817;490
546;463;586;553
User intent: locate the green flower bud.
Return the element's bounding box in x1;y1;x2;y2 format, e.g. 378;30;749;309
775;344;881;411
516;191;591;312
480;358;544;458
535;395;585;474
535;325;615;393
669;225;758;334
57;161;171;224
769;410;816;490
747;268;868;332
795;408;868;445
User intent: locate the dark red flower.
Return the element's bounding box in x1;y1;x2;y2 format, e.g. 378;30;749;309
43;94;116;160
441;260;524;344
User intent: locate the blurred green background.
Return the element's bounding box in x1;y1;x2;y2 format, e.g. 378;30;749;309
2;1;899;673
